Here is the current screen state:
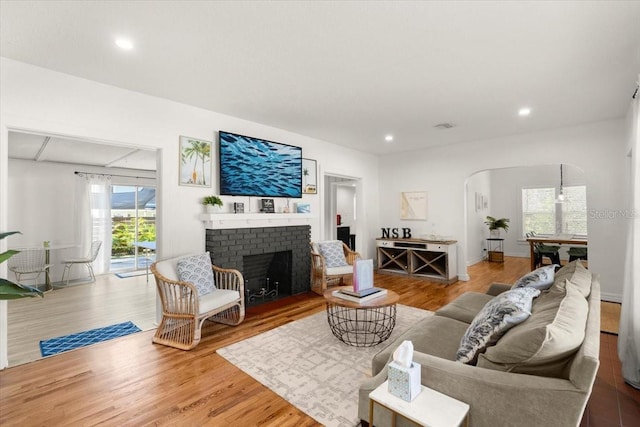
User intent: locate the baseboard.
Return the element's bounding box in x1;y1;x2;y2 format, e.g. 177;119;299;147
600;292;622;303
466;256;485;266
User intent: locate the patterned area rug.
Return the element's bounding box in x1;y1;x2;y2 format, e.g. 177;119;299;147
39;321;141;357
217;305;432;427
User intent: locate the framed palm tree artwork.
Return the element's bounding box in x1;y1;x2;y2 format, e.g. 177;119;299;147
179;136;212;187
302;158;317;194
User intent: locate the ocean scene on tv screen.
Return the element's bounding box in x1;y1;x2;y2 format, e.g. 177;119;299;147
219;131;302;198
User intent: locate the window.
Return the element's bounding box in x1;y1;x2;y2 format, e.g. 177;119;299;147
522;185;587;236
522;188;556;235
561;186;587;235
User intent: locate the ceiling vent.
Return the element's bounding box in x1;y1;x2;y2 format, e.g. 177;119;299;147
434;122;456;130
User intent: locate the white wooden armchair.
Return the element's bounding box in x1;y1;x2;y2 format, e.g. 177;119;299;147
310;241;360;295
151;254;245;350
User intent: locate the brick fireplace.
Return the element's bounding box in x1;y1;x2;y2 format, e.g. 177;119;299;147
205;225;311;305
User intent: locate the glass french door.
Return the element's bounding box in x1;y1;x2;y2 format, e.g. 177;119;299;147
110;185;156;272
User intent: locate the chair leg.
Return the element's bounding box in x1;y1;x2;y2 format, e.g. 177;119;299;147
87;263;96;283
62;263;72;286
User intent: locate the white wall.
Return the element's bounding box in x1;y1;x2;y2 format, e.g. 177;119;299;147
378;119;627;301
465;170;491;264
0;58;381;368
488;164;586;258
337;185;356;227
7;159;156;282
0;58;380;255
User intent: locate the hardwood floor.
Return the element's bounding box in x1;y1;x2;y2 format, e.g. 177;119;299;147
7;273;157;366
0;257;636;426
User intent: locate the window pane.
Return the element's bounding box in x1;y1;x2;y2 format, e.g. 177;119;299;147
562;185;587;235
522;188;556;235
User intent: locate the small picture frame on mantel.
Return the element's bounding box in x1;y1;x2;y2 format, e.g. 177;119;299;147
260;198;275;213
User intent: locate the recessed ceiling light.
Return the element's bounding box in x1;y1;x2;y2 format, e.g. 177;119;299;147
518;107;531;116
115;38;134;50
384;134;394;142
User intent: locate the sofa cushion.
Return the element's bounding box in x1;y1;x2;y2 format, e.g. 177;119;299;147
477;280;588;377
371;315;468;375
552;260;591;298
456;287;540;364
176;252;216;296
317;240;348;268
435;292;494;324
512;264;557;290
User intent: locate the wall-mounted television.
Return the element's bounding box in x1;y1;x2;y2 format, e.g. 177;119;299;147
219;131;302;198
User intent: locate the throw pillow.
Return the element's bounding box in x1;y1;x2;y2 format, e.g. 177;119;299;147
317;240;349;268
456;287;541;364
512;264;557;290
176;252;216;296
552;260;592;298
477;280;588;377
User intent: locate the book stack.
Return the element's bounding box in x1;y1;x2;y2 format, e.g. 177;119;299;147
332;287;387;303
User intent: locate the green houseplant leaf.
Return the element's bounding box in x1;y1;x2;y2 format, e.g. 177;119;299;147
484;216;510;232
202;195;223;206
0;231;44;300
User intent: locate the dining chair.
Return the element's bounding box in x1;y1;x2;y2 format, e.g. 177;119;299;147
527;232;561;267
60;240;102;286
7;248;51;288
568;247;588;262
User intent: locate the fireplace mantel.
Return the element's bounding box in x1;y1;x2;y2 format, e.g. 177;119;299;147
199;213;313;229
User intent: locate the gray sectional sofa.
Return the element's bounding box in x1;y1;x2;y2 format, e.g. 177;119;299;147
358;261;600;427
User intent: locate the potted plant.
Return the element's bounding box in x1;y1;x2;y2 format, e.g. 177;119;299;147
484;216;510;238
1;231;44;300
203;195;223;213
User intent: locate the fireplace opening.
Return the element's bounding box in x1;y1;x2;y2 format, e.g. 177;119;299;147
243;251;292;306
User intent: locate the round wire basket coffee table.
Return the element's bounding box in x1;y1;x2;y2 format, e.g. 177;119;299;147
323;287;399;347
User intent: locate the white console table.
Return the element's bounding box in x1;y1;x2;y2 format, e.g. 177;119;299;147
376;238;457;284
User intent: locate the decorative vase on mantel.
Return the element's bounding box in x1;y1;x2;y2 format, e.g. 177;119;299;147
206;205;220;214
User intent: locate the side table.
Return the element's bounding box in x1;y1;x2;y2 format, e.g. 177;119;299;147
486;238;504;263
369;380;469;427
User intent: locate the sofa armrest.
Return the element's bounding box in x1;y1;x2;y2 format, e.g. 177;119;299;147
486;282;512;296
359;351;591;427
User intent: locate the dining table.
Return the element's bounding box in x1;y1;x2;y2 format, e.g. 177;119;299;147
525;235;587;270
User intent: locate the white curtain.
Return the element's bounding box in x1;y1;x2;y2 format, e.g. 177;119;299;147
75;173;112;276
619;81;640;389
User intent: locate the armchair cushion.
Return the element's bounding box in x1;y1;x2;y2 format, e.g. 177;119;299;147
176;252;216;296
325;265;354;276
317;240;349;268
199;289;241;314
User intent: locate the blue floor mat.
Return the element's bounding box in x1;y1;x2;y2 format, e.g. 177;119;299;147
39;321;141;357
